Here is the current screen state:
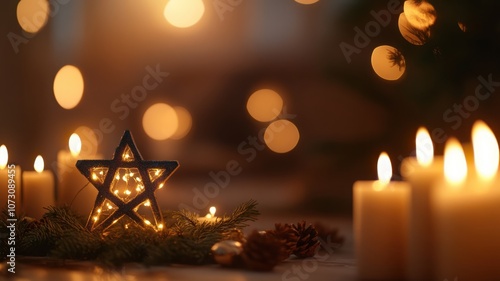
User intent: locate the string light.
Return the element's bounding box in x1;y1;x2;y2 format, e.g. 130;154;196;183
76;130;179;232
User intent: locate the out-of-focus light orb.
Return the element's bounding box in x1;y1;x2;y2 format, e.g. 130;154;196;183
247;89;283;122
74;126;99;157
53;65;84;110
371;45;406;81
458;22;467;32
164;0;205;28
398;13;430;45
171;106;192;140
403;0;436;30
17;0;49;34
295;0;319;4
143;103;178;141
264;120;300;153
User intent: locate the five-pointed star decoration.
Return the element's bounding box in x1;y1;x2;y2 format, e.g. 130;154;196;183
76;130;179;232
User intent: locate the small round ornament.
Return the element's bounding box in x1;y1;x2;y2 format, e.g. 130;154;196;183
211;240;243;267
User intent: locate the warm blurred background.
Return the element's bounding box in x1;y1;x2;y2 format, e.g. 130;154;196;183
1;0;500;215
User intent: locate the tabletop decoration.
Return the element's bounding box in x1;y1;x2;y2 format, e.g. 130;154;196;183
292;221;321;258
241;230;284;271
0;200;259;267
76;130;179;232
0;130;345;273
270;223;300;261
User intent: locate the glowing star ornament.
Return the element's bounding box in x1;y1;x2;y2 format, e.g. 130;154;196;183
76;130;179;232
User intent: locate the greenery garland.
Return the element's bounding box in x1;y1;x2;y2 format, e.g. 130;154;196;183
0;200;259;268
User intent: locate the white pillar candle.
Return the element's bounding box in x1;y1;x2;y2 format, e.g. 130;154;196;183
400;127;443;281
433;122;500;281
56;133;98;216
22;155;55;219
0;145;22;213
354;152;410;281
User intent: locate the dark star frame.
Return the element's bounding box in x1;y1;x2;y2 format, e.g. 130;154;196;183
76;130;179;232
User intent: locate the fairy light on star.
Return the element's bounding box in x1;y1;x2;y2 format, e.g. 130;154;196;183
76;130;179;232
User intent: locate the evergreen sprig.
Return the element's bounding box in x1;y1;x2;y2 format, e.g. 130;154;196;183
0;200;259;268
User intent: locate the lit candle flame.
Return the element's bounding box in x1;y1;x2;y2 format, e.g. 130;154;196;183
34;155;44;173
69;133;81;157
444;138;467;187
416;127;433;167
0;145;8;170
209;206;216;217
375;152;392;190
472;120;499;182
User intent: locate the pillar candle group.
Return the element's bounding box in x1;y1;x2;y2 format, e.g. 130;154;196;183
0;133;97;219
354;120;500;281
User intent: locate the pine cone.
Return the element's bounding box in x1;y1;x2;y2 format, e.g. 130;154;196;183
270;223;299;261
314;222;344;249
292;221;320;258
241;230;284;271
223;228;247;244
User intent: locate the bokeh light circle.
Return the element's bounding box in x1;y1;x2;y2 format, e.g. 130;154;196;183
74;126;99;157
398;13;430;45
295;0;320;4
164;0;205;28
403;0;436;30
247;89;283;122
17;0;49;34
171;106;192;140
53;65;84;110
264;120;300;153
142;103;179;140
371;45;406;81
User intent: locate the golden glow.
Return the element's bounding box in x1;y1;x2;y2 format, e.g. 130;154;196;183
472;120;499;181
403;1;436;30
92;173;98;181
159;183;165;189
416;127;433;167
53;65;84;110
74;126;98;157
458;22;467;32
376;152;392;190
0;145;8;170
158;224;164;230
398;13;430;45
444;138;467;187
295;0;319;4
371;45;406;81
142;103;179;140
144;220;152;226
264;120;300;153
164;0;205;28
17;0;49;34
144;200;151;207
69;133;82;157
247;89;283;122
34;155;44;173
209;206;216;217
171;106;192;140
